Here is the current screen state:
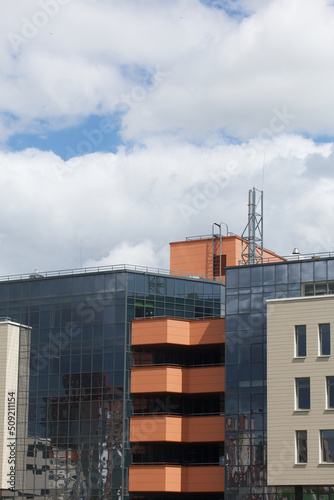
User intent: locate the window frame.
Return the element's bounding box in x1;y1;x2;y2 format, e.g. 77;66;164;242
296;430;307;464
213;254;227;277
295;325;306;358
320;430;334;463
319;323;331;357
327;376;334;410
295;377;310;410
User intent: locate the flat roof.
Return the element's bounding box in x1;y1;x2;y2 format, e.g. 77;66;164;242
0;264;224;284
267;294;334;304
228;253;334;269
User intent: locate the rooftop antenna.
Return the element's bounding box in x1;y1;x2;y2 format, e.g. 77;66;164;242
241;187;263;265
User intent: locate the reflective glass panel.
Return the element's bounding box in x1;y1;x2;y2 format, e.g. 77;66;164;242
296;377;310;410
320;323;331;356
327;376;334;409
295;325;306;357
321;430;334;462
296;430;307;463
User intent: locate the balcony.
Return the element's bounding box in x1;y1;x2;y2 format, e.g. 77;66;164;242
130;415;225;443
128;465;224;493
131;318;225;346
130;366;225;394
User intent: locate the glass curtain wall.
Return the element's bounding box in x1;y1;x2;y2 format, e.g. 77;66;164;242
225;257;334;500
0;270;222;500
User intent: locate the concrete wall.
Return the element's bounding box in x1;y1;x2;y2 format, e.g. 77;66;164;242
267;295;334;486
0;322;25;491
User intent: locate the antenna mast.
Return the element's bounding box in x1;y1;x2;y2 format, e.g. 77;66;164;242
241;187;263;265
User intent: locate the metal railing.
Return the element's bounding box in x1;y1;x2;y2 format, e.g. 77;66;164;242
132;362;225;368
185;232;238;241
0;264;224;283
238;250;334;266
3;248;334;283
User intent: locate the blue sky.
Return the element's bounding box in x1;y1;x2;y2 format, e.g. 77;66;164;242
199;0;250;19
0;0;334;275
8;114;124;160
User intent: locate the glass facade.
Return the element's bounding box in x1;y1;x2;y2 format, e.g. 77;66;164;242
225;257;334;500
0;270;222;500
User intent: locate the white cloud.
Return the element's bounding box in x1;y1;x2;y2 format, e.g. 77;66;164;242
0;135;332;275
84;240;169;270
0;0;334;275
2;0;334;142
122;0;334;141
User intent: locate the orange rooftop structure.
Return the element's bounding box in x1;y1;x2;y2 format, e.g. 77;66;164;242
170;234;284;281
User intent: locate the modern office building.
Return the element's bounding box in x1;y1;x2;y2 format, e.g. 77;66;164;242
0;267;223;499
0;232;334;499
267;295;334;490
225;254;334;500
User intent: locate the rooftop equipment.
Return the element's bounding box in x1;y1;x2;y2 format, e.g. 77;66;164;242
241;187;264;265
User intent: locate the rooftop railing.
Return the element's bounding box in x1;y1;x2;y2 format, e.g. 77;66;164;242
0;264;224;283
238;250;334;266
2;250;334;283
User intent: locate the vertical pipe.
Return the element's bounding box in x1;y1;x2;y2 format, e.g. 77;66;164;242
260;190;264;261
248;188;256;264
212;225;215;280
219;223;222;279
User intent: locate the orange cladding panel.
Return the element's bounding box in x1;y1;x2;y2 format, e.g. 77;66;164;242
170;236;243;278
165;466;183;492
183;466;225;493
129;465;224;493
130;415;224;443
170;240;211;278
131;366;225;394
131;317;224;346
170;235;284;277
131;318;168;345
189;318;225;344
183;415;225;442
130;416;182;442
128;465;182;492
131;318;190;346
130;366;183;393
222;237;241;267
186;366;225;393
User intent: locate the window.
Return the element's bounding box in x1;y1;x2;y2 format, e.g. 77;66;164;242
302;281;334;296
213;254;226;277
295;325;306;357
321;430;334;462
319;323;331;356
315;282;328;295
327;377;334;409
296;430;307;463
296;378;310;410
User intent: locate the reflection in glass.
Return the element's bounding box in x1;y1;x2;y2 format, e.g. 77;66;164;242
327;377;334;409
263;266;275;285
296;377;310;410
321;430;334;462
314;260;327;281
239;268;250;288
275;264;287;284
301;261;314;282
296;430;307;463
295;325;306;357
320;323;331;356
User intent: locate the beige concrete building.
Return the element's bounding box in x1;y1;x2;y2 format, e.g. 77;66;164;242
267;295;334;487
0;320;30;497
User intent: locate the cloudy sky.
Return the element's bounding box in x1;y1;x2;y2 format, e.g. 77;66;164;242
1;0;334;275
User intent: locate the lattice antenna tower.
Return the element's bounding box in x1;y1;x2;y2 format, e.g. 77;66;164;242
241;188;263;265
